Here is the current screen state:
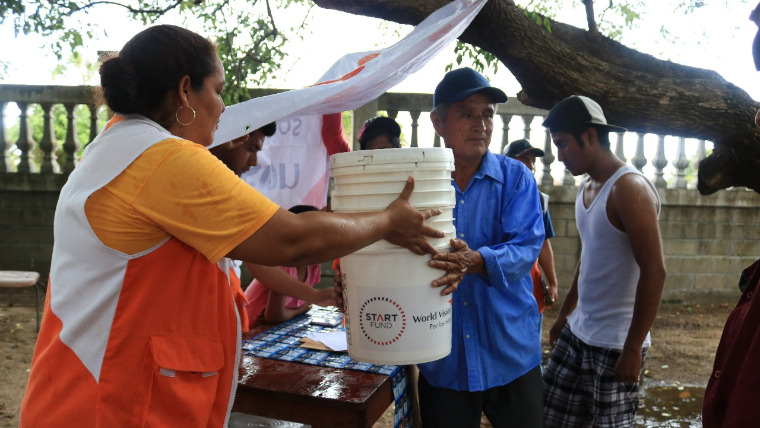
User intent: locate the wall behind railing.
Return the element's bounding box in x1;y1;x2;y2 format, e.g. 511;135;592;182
2;84;759;304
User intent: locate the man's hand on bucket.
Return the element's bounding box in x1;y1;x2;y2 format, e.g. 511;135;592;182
429;239;484;295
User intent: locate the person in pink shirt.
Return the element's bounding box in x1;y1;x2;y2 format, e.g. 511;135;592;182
244;205;337;327
211;124;342;330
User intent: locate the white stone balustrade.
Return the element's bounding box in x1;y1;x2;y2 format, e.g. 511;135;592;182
1;85;714;190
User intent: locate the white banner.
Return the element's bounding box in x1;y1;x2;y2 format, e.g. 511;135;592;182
224;0;488;209
211;0;488;146
240;115;341;209
239;50;392;209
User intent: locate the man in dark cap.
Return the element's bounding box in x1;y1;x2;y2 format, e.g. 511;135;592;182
504;139;559;336
541;95;666;427
504;138;545;171
423;67;546;427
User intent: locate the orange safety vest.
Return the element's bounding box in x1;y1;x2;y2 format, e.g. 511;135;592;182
21;117;243;427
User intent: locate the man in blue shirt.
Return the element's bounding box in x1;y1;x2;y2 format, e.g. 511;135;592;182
423;67;546;427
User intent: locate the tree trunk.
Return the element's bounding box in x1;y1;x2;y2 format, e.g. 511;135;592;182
313;0;760;195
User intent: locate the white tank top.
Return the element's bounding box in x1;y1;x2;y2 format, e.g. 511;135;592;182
568;165;660;350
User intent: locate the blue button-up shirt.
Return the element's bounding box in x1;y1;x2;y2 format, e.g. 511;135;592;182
418;151;545;391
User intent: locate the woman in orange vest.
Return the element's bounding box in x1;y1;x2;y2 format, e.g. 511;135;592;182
20;24;445;427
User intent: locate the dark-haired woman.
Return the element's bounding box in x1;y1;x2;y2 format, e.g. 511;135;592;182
20;25;444;427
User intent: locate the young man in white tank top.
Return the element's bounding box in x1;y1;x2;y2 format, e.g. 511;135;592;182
540;95;666;428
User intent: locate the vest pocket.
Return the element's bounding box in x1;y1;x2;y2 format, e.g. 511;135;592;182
144;333;225;426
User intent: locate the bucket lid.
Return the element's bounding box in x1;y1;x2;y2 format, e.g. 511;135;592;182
330;147;454;169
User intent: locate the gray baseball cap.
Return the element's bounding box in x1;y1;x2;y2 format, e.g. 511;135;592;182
542;95;626;133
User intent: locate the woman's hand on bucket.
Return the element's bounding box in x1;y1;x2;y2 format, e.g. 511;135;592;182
429;239;484;295
383;177;444;255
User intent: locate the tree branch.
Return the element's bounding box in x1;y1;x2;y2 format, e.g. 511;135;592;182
76;0;184;16
312;0;760;194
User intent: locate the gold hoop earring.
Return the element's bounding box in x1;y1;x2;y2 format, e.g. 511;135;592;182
176;105;196;126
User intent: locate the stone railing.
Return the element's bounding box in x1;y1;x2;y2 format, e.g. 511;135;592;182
0;85;105;174
2;84;758;302
354;93;712;190
2;84;712;190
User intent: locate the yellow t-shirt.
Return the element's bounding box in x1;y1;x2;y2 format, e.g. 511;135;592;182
85;137;279;262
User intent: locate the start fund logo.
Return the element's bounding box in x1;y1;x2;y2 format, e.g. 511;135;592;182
358;296;407;346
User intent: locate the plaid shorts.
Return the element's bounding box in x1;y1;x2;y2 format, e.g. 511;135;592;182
542;324;647;428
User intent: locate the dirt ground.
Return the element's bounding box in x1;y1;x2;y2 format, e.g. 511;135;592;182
0;296;739;428
0;306;36;428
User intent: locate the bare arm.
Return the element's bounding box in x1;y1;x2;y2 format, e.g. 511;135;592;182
245;263;341;308
609;174;667;382
549;261;579;347
228;177;444;267
538;239;559;303
263;290;311;325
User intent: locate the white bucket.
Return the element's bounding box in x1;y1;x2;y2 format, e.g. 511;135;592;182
330;147;456;365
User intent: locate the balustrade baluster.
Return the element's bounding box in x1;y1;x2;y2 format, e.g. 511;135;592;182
0;101;7;173
690;139;707;189
695;140;706;163
541;129;555;187
615;132;627;163
61;103;80;174
433;134;441;148
38;103;59;174
88;104;100;145
653;134;668;188
674;137;689;189
632;133;647;172
520;115;533;140
499;114;513;154
409;110;420;148
562;168;575;185
561;127;574;185
14;102;34;173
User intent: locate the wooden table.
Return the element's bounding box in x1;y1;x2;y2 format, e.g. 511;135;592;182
233;324;395;428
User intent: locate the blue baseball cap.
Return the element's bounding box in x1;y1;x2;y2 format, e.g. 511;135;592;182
433;67;508;107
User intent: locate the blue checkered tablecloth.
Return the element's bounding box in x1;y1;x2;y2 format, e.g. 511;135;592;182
241;307;411;427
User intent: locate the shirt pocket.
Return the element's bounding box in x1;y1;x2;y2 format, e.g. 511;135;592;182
143;333;225;427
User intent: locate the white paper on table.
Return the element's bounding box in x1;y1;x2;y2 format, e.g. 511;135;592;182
305;331;348;352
